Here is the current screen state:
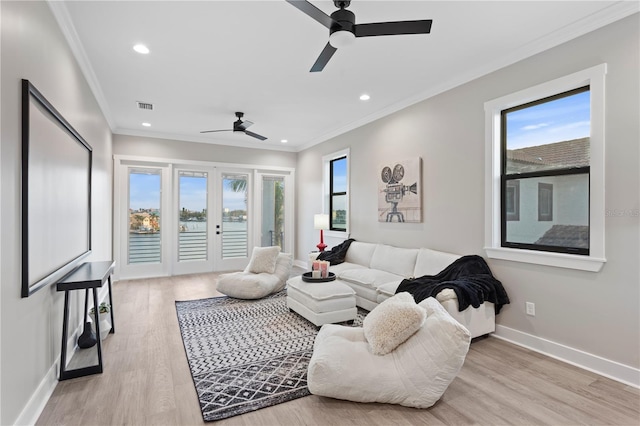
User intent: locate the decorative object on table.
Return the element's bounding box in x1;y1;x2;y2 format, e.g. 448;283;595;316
77;322;97;349
77;288;97;348
378;158;422;223
310;259;330;278
313;213;329;251
175;290;367;422
90;302;112;340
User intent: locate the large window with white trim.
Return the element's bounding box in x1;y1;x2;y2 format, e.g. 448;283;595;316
485;64;606;272
501;86;590;255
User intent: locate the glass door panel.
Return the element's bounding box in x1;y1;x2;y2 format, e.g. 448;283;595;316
221;173;249;259
261;176;285;250
172;169;213;276
178;171;208;262
128;168;162;264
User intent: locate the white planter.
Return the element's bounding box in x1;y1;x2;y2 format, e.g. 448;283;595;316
90;312;112;340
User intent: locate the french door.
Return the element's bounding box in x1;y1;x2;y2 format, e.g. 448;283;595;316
115;158;293;280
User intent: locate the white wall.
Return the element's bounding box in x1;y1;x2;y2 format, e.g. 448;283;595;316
0;2;113;424
296;15;639;378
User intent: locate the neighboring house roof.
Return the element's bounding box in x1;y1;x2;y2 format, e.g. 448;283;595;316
507;138;590;173
535;225;589;249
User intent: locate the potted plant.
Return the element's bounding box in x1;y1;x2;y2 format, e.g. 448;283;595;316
89;302;111;340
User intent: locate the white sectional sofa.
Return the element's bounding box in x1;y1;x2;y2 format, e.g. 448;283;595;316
315;241;497;338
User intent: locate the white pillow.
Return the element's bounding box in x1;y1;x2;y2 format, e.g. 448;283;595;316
363;292;426;355
245;246;280;274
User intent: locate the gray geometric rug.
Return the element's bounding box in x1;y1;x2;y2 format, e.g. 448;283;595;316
175;290;365;422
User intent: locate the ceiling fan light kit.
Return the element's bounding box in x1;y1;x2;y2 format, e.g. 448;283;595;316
287;0;433;72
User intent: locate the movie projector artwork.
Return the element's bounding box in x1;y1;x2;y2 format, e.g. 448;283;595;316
378;158;422;223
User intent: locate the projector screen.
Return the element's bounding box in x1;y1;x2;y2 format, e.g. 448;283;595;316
21;79;92;297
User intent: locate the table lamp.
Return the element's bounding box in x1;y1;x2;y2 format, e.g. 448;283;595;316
314;214;330;252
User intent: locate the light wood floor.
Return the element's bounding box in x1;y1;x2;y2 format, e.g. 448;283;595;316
37;272;640;426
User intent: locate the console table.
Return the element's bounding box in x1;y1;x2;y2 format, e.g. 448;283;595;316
56;260;115;380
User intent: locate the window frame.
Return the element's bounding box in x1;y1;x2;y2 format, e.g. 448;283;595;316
500;86;590;255
323;148;350;236
484;64;606;272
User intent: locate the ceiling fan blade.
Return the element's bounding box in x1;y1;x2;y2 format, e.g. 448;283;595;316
236;120;254;131
310;42;337;72
354;20;432;37
244;130;267;141
286;0;337;29
200;129;232;134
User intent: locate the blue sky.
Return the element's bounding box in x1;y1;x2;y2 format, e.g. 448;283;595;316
506;90;590;149
332;157;347;193
129;173;246;212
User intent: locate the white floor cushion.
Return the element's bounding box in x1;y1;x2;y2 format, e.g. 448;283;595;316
307;297;471;408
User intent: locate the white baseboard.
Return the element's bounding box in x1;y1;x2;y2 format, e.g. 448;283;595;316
293;259;308;269
14;309;90;425
14;362;58;426
493;324;640;388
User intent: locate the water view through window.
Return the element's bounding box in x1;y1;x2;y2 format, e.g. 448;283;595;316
179;171;208;262
222;174;248;258
128;168;161;264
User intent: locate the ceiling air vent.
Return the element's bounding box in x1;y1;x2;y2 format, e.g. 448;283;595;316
136;101;153;111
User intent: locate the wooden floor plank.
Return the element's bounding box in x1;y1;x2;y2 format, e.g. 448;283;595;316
36;272;640;426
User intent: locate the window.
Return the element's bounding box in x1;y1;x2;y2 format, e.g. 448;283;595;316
484;64;606;272
323;149;349;233
538;183;553;222
501;87;589;255
506;180;520;221
330;156;347;231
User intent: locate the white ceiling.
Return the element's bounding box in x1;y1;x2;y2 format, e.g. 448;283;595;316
50;1;637;152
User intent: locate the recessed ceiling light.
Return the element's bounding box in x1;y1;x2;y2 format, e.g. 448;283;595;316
281;139;288;144
359;94;371;101
142;122;151;127
133;44;150;54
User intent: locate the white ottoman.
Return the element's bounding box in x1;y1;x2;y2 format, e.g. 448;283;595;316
286;276;357;326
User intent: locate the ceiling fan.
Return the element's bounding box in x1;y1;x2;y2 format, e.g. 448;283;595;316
286;0;433;72
200;112;267;141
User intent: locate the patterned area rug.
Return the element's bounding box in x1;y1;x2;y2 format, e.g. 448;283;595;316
175;290;365;422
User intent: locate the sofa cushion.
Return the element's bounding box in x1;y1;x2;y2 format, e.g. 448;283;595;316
245;246;280;274
377;281;400;299
370;245;419;277
413;248;461;277
339;268;403;290
344;242;377;267
328;262;367;275
363;292;426;355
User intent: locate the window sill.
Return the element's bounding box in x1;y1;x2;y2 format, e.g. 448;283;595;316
325;230;348;239
485;247;605;272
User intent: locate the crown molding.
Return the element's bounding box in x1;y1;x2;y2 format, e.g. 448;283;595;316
300;2;639;152
113;128;298;153
47;0;115;130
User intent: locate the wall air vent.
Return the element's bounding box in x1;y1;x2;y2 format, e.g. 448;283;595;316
136;101;154;110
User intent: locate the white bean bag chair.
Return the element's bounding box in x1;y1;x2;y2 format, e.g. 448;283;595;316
217;248;293;299
307;296;471;408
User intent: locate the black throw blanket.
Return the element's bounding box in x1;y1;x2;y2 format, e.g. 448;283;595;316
396;255;510;314
317;238;355;265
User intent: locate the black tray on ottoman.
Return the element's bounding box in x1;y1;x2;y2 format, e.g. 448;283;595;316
301;272;336;283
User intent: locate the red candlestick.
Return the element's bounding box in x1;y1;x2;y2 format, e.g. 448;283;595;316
317;229;327;252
